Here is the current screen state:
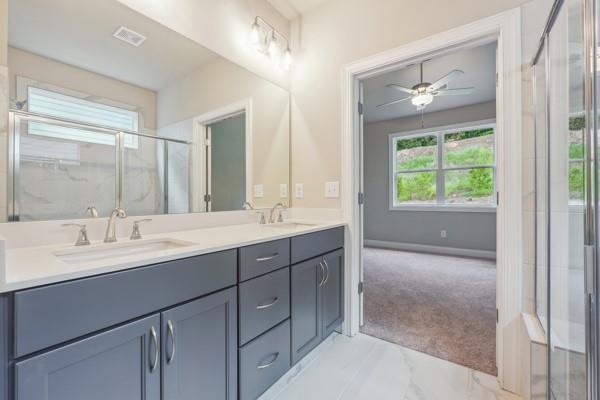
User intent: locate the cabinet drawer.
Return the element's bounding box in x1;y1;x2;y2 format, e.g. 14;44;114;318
291;227;344;264
239;239;290;281
14;250;237;358
239;320;291;400
239;268;290;345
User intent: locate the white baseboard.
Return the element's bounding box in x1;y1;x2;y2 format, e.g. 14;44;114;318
364;239;496;260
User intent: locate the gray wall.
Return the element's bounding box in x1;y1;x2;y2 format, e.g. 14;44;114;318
364;101;497;252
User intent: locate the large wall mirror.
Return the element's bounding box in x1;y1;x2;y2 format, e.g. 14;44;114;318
6;0;290;221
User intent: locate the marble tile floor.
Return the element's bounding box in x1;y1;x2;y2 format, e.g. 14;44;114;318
261;333;521;400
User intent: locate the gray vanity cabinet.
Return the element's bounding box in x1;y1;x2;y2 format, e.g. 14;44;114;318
322;249;344;338
161;287;237;400
290;256;324;364
291;248;344;365
15;314;161;400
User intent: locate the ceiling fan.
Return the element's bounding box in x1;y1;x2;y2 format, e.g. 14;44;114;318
377;61;474;111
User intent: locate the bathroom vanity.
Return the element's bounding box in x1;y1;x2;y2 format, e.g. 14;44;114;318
0;224;345;400
0;0;343;398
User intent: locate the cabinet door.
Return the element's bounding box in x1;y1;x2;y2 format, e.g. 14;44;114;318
15;315;161;400
162;287;237;400
322;249;344;338
291;256;324;364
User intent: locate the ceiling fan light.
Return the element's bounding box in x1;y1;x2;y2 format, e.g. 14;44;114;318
411;93;433;107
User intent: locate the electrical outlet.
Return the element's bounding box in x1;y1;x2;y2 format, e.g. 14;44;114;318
441;230;447;238
254;184;264;198
325;181;340;198
295;183;304;198
280;184;288;198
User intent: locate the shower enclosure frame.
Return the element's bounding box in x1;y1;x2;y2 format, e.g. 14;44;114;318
532;0;599;398
7;110;193;221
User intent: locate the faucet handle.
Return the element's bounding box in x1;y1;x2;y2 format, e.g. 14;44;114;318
62;223;91;246
130;219;152;240
277;208;287;223
86;206;99;218
255;211;266;225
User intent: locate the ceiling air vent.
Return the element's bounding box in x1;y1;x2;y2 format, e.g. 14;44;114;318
113;26;146;47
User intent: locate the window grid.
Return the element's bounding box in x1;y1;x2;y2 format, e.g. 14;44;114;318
391;124;496;208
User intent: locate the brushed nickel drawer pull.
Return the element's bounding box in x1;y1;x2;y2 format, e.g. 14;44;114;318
256;253;279;262
257;352;280;369
149;326;159;372
166;320;176;364
318;261;325;286
322;258;330;285
256;297;279;310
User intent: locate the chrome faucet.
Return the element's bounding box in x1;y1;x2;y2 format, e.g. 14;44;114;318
242;201;255;210
269;203;286;224
104;208;127;243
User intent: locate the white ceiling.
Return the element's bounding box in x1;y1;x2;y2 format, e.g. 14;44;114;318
267;0;332;19
8;0;220;91
363;43;497;124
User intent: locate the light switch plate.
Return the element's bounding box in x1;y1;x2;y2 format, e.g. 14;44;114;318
280;183;288;198
325;181;340;198
295;183;304;198
254;184;264;198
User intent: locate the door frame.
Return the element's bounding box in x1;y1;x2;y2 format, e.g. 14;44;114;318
340;8;522;392
192;99;253;212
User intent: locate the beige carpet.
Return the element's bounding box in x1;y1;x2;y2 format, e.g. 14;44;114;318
360;247;497;376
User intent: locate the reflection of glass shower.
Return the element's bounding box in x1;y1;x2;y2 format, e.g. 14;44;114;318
533;0;598;398
8;111;193;221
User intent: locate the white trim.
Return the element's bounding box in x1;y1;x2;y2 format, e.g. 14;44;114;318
364;239;497;260
389;118;497;139
341;8;522;393
387;205;497;213
192;99;253;212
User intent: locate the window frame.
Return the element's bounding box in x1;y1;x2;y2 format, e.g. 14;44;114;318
388;119;497;212
17;77;141;149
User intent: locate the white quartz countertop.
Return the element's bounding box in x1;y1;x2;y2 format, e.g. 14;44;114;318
0;220;345;293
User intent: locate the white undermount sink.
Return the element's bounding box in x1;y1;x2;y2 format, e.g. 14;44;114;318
262;222;317;229
54;238;195;264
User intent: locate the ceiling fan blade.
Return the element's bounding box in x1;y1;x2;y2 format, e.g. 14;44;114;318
433;87;474;96
376;96;412;108
386;84;415;95
427;69;464;91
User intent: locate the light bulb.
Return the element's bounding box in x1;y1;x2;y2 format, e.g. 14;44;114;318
411;93;433;107
268;33;279;59
249;21;260;48
283;47;292;69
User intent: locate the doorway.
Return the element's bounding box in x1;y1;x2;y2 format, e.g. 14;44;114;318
204;113;246;212
192;99;253;213
341;9;523;391
358;42;498;375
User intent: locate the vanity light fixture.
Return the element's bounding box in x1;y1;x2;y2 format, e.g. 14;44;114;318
248;16;292;69
249;20;261;49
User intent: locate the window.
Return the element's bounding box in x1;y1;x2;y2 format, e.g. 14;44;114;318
568;115;584;205
390;122;496;209
27;86;139;148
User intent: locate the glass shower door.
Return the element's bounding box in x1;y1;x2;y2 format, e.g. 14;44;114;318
547;0;588;398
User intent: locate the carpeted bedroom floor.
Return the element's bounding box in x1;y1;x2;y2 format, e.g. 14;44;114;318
360;247;497;376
